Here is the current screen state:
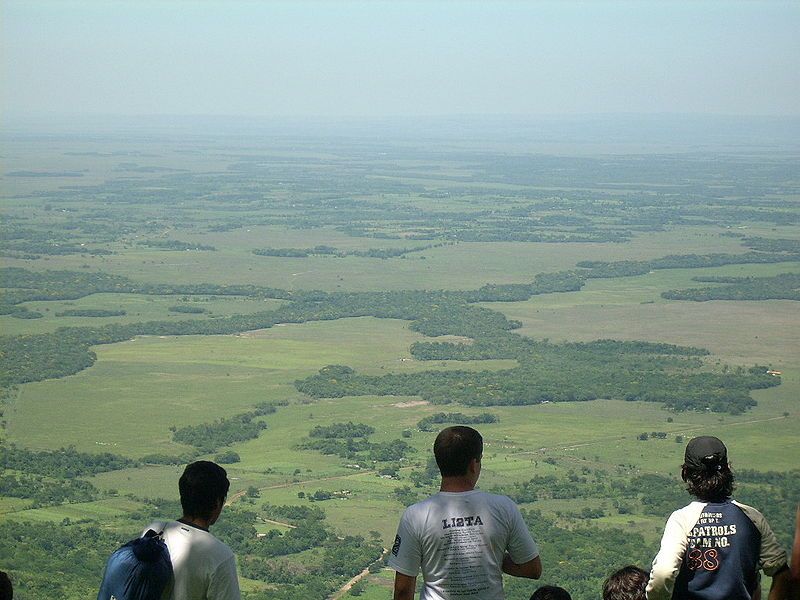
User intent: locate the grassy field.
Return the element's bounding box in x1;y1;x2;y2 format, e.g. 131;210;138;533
2;134;799;599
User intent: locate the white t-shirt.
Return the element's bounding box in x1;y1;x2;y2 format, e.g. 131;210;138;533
146;520;241;600
388;490;539;600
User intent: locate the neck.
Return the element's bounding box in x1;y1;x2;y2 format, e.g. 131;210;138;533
440;476;476;493
179;515;211;531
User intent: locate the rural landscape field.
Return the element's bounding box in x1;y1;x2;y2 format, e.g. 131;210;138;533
1;119;798;599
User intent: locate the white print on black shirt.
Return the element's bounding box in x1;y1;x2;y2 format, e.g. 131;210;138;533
686;513;736;571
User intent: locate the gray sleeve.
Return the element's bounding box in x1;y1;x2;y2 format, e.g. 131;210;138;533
734;502;788;577
208;555;241;600
506;500;538;564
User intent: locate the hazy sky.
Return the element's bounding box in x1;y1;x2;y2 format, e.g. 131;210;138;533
2;0;799;118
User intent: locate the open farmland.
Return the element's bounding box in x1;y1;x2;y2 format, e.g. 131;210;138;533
1;125;799;599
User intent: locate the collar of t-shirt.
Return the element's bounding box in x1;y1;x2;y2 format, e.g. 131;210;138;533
177;518;209;532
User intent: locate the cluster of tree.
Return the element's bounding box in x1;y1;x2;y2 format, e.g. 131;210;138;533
578;251;800;279
637;431;669;440
309;421;375;438
3;306;43;319
416;412;498;431
742;237;800;253
300;435;414;465
140;452;193;465
0;445;136;478
168;401;282;454
261;502;325;525
0;261;781;415
503;508;656;600
211;503;383;599
172;414;267;453
0;240;112;258
254;244;437;259
0;267;292;308
0;520;126;599
136;239;216;251
214;450;241;464
55;309;127;317
662;272;800;301
297;348;774;415
0;473;98;506
168;304;207;313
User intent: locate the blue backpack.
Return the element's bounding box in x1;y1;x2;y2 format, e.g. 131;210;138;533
97;528;173;600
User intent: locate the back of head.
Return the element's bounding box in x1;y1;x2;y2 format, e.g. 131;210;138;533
0;571;11;600
531;585;571;600
433;426;483;477
681;436;734;502
602;565;648;600
179;461;230;520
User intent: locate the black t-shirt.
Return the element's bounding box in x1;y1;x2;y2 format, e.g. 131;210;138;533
673;501;760;600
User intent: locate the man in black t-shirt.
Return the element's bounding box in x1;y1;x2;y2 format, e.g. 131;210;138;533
646;436;789;600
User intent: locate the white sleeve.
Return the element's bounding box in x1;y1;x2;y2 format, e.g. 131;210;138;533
208;555;241;600
506;500;539;564
388;509;421;577
646;505;701;600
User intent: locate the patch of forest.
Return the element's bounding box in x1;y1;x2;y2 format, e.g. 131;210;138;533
662;272;800;301
253;243;441;259
8;150;799;257
136;239;216;251
299;421;414;466
0;263;782;413
55;309;127;317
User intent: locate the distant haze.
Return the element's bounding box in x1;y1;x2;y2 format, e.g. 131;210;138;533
2;0;799;119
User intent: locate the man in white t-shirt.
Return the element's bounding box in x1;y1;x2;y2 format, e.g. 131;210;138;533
148;461;241;600
389;426;541;600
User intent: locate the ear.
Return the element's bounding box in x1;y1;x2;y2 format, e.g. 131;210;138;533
680;466;688;482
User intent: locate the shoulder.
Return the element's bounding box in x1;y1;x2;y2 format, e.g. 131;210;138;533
478;491;519;508
664;501;706;528
731;500;763;517
400;493;442;520
143;520;173;535
671;501;705;518
731;500;770;528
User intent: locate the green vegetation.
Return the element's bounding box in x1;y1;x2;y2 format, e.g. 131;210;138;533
168;304;207;313
55;309;127;317
416;412;498;431
172;414;267;453
137;239;216;251
663;272;800;301
2;132;798;600
0;446;136;478
254;243;439;259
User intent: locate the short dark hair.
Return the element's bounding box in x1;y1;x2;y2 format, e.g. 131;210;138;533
433;426;482;477
0;571;12;600
179;461;230;520
682;462;735;502
602;565;648;600
531;585;571;600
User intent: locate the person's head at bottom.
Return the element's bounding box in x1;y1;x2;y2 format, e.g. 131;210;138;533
681;435;734;502
530;584;571;600
0;571;12;600
602;565;648;600
179;460;230;527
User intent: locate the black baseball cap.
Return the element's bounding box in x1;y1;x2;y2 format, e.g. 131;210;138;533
684;436;728;470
